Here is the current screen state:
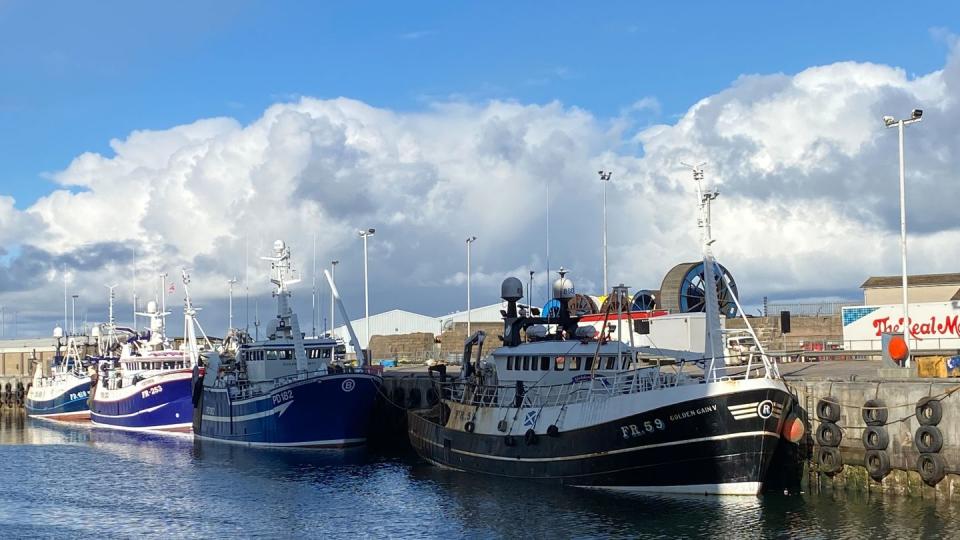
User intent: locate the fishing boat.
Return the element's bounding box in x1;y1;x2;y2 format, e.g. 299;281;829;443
24;333;93;421
90;276;200;433
408;167;794;495
191;240;382;447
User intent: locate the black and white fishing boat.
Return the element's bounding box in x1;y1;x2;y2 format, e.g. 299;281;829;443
408;167;793;495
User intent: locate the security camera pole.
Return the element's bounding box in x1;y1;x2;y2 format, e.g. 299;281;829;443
358;229;376;351
598;170;613;294
883;109;923;368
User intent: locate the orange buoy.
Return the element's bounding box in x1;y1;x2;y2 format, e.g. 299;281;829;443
888;335;909;363
782;413;805;444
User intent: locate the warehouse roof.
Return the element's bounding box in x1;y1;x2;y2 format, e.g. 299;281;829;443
860;273;960;289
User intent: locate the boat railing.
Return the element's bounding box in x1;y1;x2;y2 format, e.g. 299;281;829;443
443;365;766;409
226;365;382;401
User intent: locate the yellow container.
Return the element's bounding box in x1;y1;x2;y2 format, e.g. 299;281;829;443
916;355;960;378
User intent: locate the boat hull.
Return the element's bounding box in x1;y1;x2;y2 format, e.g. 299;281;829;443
25;380;91;421
90;370;193;432
408;381;792;495
194;372;382;447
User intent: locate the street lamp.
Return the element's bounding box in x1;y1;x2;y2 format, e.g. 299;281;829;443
358;229;376;350
598;170;613;294
883;108;923;368
329;260;339;336
466;236;477;335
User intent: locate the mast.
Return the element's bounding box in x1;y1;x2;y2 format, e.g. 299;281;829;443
686;162;725;379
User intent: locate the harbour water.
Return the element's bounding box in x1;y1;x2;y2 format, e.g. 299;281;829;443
0;410;955;539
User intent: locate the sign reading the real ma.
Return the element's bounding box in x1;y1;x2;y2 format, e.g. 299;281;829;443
842;302;960;350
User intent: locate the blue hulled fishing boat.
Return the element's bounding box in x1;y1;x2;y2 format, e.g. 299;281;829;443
25;335;92;421
192;240;382;447
90;277;204;433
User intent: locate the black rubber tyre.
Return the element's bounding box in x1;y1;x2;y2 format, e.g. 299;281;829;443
425;388;439;407
407;388;422;409
917;453;946;486
864;449;891;481
392;387;405;406
862;426;889;450
816;397;841;423
504;435;516;447
817;446;843;475
915;425;943;453
815;422;843;447
547;424;560;437
524;428;538;445
861;399;888;426
497;420;509;433
464;421;475;433
916;397;943;426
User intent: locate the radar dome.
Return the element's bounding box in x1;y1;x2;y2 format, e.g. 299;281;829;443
273;239;286;252
501;277;523;302
91;326;101;337
147;300;158;313
552;276;575;300
53;326;63;338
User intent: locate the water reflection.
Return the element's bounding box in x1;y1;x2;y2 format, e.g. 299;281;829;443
2;415;958;539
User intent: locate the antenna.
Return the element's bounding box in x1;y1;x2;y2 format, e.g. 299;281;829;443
62;264;68;333
227;277;238;330
312;232;317;337
104;284;118;326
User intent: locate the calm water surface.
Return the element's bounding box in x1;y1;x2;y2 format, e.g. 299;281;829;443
0;410;956;539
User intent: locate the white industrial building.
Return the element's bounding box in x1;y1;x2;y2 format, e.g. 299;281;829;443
331;302;506;351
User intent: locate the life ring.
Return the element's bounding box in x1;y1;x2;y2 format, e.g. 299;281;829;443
547;424;560;437
815;422;842;447
914;425;943;453
861;399;888;426
817;446;843;475
917;453;946;486
916;397;943;426
464;421;475;433
861;426;889;450
864;449;891;481
816;397;841;423
524;428;538;446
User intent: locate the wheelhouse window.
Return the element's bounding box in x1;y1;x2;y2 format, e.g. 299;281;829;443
507;356;514;370
522;356;530;370
531;356;538;371
569;357;581;370
322;349;331;359
605;356;616;370
266;350;278;361
554;356;565;371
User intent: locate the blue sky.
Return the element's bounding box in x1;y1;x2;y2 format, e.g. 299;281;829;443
1;2;955;207
3;2;960;335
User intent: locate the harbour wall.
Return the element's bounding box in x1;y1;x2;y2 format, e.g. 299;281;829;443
785;371;960;499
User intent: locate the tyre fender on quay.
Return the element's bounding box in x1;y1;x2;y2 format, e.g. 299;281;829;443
816;397;841;423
